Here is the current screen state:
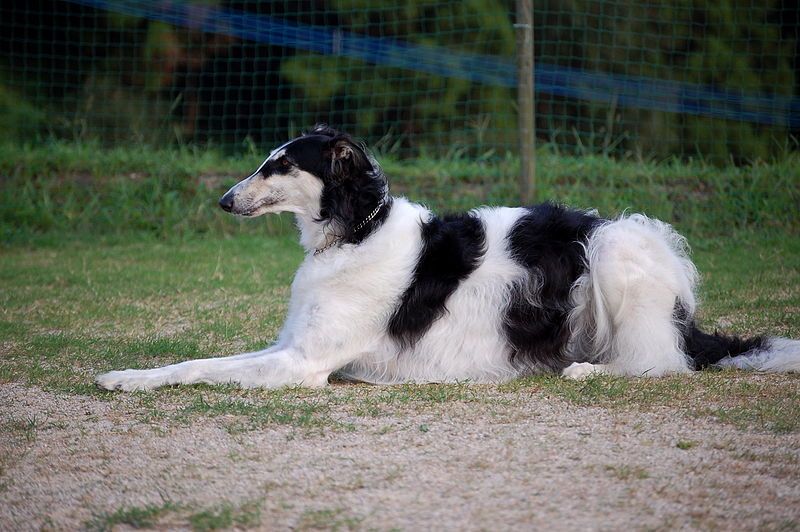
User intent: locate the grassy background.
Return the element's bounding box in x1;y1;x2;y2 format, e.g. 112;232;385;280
1;140;798;245
0;141;799;436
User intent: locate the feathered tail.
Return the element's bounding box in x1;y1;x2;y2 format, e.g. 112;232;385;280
684;325;800;372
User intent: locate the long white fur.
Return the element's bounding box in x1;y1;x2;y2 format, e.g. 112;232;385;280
565;214;699;377
96;177;800;391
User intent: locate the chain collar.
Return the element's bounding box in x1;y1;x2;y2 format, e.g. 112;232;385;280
314;201;385;256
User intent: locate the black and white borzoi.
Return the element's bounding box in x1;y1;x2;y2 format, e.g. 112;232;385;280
96;125;800;391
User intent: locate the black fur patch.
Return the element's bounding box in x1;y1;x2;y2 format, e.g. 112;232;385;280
388;213;487;348
280;125;391;244
503;203;602;373
673;305;768;369
683;327;768;368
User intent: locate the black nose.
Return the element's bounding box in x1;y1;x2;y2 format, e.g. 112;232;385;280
219;194;234;212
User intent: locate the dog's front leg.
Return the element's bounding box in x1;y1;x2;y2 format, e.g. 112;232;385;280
97;279;384;391
95;345;332;391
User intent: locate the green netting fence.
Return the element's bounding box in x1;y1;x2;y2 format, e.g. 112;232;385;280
1;0;798;162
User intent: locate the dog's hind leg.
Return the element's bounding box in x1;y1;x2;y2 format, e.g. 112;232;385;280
95;346;332;391
567;216;698;377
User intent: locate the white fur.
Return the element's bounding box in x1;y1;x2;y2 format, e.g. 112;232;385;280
565;214;698;377
95;193;799;391
340;207;529;384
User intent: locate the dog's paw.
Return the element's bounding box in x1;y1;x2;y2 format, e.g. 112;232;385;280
562;362;604;380
95;369;161;392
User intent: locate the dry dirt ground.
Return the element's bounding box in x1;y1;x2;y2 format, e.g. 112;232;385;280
1;376;799;531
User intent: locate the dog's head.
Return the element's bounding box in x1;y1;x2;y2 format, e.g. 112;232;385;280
219;125;387;239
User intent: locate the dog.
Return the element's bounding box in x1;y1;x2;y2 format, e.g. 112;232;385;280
96;125;800;391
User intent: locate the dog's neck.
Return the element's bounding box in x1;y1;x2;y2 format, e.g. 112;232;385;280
294;198;388;255
295;209;332;254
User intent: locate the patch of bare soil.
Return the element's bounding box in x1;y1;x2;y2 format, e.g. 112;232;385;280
1;382;799;531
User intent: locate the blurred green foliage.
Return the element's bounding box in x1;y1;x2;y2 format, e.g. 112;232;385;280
0;0;797;162
535;0;796;161
0;83;46;143
280;0;518;157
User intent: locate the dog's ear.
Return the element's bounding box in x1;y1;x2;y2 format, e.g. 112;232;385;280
332;142;354;162
318;135;386;242
325;136;371;181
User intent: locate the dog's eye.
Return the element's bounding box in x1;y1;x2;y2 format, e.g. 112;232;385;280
280;157;291;168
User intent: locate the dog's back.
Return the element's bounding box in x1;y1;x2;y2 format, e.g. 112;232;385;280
96;127;800;392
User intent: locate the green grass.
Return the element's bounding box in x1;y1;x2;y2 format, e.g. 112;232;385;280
0;235;300;393
503;371;800;434
173;390;336;432
87;502;181;531
295;508;364;532
0;141;292;244
1;140;798;245
0;229;797;434
85;500;261;531
1;142;799;436
128;383;355;433
698;397;800;434
189;501;262;531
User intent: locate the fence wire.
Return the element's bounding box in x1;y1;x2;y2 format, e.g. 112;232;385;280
1;0;798;162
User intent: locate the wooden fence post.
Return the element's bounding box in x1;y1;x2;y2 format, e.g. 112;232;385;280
515;0;535;204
